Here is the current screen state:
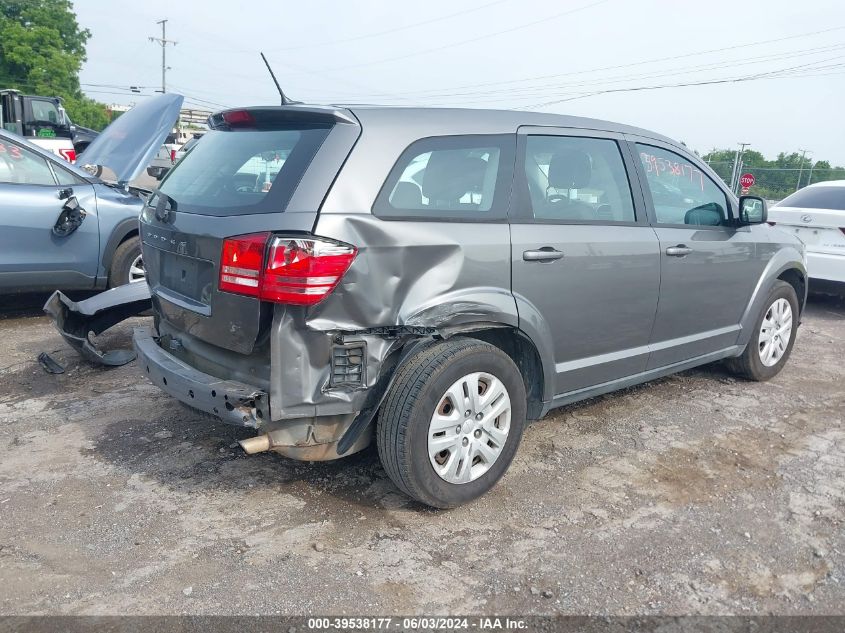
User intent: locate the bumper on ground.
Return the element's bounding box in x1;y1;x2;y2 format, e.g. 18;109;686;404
133;326;269;428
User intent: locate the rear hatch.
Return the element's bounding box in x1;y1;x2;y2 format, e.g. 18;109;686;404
140;106;361;359
769;185;845;255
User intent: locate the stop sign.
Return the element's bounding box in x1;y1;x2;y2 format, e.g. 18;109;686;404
740;173;755;188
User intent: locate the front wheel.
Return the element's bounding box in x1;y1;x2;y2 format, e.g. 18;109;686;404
726;280;799;381
108;236;145;288
377;338;526;508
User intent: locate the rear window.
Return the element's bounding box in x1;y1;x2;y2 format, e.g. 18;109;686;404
155;126;331;215
373;134;514;221
777;186;845;211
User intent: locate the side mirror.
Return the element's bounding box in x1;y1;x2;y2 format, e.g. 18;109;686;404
739;195;767;225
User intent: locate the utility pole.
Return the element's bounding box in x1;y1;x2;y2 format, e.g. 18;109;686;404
149;19;177;94
807;160;816;187
730;142;750;194
795;149;810;192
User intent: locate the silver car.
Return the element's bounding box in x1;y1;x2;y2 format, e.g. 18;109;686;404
133;105;806;508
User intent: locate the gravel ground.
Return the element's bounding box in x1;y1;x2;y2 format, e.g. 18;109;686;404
0;292;843;616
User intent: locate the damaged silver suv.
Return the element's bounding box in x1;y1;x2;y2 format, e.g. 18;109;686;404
135;105;806;507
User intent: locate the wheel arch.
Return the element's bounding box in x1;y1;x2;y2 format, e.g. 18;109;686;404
461;326;545;420
101;218;140;278
737;251;807;347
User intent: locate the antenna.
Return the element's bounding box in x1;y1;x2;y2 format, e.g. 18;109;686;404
260;52;289;105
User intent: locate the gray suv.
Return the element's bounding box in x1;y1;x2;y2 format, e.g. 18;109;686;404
134;106;806;508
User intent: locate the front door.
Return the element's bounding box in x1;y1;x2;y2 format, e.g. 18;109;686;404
630;140;765;368
0;137;99;291
511;129;661;395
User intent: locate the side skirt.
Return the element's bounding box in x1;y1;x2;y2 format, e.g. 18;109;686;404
540;346;743;417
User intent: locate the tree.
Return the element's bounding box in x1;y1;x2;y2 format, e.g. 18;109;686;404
702;148;845;200
0;0;110;129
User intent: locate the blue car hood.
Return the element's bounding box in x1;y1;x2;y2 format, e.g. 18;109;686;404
78;93;184;184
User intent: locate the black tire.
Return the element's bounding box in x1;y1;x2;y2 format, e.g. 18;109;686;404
726;280;799;381
377;338;527;509
108;236;142;288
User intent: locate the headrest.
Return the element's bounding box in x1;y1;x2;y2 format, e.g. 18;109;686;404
390;181;423;208
548;149;592;189
422;151;488;202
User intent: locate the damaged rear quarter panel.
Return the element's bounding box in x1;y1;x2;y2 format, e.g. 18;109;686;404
269;214;519;421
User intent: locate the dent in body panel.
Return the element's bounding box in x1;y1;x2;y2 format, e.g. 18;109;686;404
265;213;517;424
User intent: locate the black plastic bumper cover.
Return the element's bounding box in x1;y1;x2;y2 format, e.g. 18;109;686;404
43;282;153;366
133;326;269;428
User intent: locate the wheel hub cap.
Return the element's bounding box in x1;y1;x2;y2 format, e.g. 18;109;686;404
427;371;511;485
758;298;793;367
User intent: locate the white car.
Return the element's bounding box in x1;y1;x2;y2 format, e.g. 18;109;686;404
769;181;845;286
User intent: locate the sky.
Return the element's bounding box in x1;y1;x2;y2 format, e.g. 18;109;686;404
74;0;845;165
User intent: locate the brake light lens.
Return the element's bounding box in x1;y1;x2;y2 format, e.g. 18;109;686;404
219;233;357;306
219;233;268;297
222;110;256;128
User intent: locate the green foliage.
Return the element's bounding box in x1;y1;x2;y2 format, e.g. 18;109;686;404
0;0;110;130
702;148;845;201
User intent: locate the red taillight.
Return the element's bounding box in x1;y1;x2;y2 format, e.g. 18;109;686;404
218;233;357;306
222;110;256;128
170;149;177;163
219;233;269;297
262;237;357;305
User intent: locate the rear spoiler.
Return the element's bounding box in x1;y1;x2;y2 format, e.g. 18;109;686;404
208;105;357;130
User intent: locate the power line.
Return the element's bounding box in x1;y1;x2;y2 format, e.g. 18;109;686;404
264;0;513;51
352;24;845;99
326;0;611;71
519;55;845;109
366;43;845;105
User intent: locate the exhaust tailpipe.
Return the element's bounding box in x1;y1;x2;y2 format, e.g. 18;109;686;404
239;434;272;454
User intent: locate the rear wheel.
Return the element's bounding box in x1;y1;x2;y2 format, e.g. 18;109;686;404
726;280;799;381
108;236;144;288
377;338;526;508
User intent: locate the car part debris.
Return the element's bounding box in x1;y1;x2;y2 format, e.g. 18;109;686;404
43;282;152;366
36;352;65;374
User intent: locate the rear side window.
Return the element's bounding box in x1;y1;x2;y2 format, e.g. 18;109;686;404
523;135;636;223
156;126;331;216
374;135;514;220
777;186;845;211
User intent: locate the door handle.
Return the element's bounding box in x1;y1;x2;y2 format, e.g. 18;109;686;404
523;248;564;262
665;245;693;257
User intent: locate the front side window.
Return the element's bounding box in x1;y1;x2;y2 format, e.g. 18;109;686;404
637;144;730;226
523;135;636;222
0;140;56;185
29;99;61;124
374;135;514;220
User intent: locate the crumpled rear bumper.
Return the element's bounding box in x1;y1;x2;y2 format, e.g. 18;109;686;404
133;326;269;428
43;282;152;366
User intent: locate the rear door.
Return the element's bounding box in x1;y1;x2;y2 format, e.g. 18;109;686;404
510;127;661;395
629;139;765;368
0;136;98;290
